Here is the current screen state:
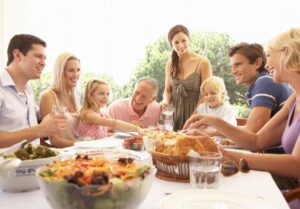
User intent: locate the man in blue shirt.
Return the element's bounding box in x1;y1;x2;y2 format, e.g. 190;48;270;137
229;43;292;133
0;34;67;148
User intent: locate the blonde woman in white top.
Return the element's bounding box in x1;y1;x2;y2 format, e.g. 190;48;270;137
40;52;80;147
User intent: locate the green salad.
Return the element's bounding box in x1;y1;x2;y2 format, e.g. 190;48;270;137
4;144;57;160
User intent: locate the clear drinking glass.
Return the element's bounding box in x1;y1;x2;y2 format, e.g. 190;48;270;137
189;152;222;189
162;104;174;131
52;105;67;116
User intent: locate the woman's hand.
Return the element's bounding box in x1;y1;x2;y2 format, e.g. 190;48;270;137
183;114;217;130
182;128;210;137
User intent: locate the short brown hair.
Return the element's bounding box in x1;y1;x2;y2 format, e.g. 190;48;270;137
228;42;266;72
7;34;46;66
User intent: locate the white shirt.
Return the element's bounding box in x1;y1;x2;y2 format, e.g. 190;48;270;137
0;69;38;132
197;102;237;126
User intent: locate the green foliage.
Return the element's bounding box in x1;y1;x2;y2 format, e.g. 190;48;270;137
233;103;250;118
125;32;248;105
190;32;247;104
29;71;123;105
123;36;171;102
29;72;52;104
78;72;123;105
29;31;249;112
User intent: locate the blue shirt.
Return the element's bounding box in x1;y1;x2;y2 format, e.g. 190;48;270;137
0;69;38;132
246;70;293;117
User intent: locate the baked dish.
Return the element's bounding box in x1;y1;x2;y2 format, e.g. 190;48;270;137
143;131;219;182
145;130;218;156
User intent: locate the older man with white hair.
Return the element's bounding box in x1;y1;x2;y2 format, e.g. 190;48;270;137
108;77;160;128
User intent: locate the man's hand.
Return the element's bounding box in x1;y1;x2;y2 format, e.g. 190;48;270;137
38;113;67;138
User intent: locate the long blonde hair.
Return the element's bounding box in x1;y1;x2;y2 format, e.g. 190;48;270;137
79;79;109;119
51;52;80;110
267;28;300;73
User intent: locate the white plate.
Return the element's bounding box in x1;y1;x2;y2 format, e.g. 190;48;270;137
113;132;138;138
74;138;121;148
160;189;278;209
76;148;151;162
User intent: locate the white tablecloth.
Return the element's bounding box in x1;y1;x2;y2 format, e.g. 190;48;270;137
0;170;289;209
0;137;290;209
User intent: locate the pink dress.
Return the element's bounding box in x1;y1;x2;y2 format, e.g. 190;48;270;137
78;112;108;139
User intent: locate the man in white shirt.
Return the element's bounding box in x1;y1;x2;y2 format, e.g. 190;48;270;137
0;34;67;148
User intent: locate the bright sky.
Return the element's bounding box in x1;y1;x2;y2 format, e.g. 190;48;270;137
1;0;300;84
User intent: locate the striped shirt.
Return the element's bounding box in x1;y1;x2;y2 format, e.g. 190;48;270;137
246;70;293;117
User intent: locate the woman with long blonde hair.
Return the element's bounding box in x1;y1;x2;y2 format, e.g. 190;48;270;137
40;52;81;147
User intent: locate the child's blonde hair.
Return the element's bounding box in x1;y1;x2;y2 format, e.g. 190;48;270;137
200;76;228;103
80;79;109;119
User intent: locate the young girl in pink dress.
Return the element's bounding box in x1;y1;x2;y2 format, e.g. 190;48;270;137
78;79;141;140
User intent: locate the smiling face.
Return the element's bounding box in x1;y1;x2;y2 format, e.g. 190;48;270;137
19;44;46;80
131;81;155;114
230;53;260;89
203;86;224;108
92;84;110;108
171;32;190;56
266;50;285;83
63;59;80;90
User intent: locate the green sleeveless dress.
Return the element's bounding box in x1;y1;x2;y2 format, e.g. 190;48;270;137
171;70;201;130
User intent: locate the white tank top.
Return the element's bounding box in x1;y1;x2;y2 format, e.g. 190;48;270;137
51;90;79;140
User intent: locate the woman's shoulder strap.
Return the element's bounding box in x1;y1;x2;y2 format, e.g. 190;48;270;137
49;89;60;106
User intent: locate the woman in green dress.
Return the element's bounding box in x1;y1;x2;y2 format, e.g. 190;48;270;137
163;25;212;130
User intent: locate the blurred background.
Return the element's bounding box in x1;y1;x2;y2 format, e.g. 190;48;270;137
1;0;299;117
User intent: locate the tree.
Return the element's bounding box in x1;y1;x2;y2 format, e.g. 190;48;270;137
125;36;171;102
190;32;247;104
127;32;248;106
29;72;52;104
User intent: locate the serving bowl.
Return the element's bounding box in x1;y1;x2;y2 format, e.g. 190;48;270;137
0;154;60;192
36;155;155;209
0;144;60;192
122;136;144;151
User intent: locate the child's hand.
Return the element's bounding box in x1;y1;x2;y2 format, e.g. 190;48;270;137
131;120;144;128
137;128;146;135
